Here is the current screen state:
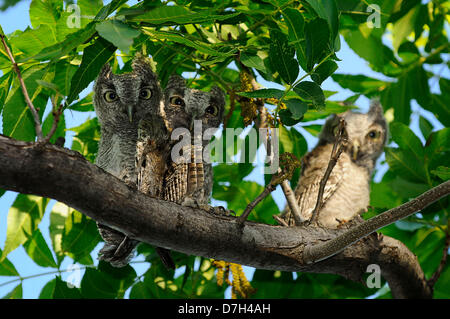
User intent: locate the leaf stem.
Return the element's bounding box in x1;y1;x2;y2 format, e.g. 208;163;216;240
0;32;44;141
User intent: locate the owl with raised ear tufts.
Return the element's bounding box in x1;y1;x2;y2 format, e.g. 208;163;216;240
162;74;225;208
282;100;387;228
93;55;162;267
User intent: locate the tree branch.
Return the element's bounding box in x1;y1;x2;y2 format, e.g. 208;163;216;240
0;135;447;298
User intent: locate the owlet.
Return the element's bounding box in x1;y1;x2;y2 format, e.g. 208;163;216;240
93;56;162;267
282;100;387;228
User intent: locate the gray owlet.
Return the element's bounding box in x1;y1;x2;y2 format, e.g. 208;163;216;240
282;100;387;228
94;56;162;267
161;75;225;208
132;75;225;269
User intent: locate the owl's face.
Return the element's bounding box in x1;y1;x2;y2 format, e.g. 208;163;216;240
319;100;387;168
163;75;225;134
93;58;162;130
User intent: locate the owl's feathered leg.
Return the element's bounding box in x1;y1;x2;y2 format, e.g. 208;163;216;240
97;223;139;268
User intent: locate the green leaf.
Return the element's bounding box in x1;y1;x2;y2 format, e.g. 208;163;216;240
127;5;241;25
340;28;401;77
20;22;97;63
68;118;101;163
129;281;153;298
282;8;307;71
431;166;450;181
67;92;94;112
53;60;77;96
385;147;427;183
418;116;433;141
331;74;386;97
1;195;49;262
0;71;13;114
96;20;140;54
389;122;424;159
293;81;325;107
81;262;136;298
284;98;308;120
39;278;56;299
2;65;49;141
279;108;302;126
142;28;236;58
240;52;267;73
304;0;339;49
53;276;83;299
49;202;71;264
61;209;101;264
9;25;56;56
2;284;22;299
304;18;330;71
23;229;58;268
67;36;116;104
311;60;338;85
269;29;299;84
392;5;420;51
302;100;354;122
29;0;62;41
237;88;284;99
0;248;19;276
426;128;450;154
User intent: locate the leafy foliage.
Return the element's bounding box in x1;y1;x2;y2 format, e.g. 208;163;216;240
0;0;448;299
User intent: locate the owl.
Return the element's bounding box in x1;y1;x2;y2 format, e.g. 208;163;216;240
94;55;162;267
131;75;225;269
162;75;225;208
282;100;387;228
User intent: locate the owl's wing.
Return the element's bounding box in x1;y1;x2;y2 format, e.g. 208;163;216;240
163;162;189;203
284;144;348;225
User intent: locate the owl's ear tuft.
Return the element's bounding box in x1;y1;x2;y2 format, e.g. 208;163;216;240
166;74;186;91
368;98;383;118
99;63;113;80
211;86;225;106
132;54;157;76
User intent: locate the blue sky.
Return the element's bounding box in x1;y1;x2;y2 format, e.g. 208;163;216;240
0;1;445;299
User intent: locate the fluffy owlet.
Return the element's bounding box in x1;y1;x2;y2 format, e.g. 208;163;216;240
162;75;225;207
282;100;387;228
94;56;162;267
132;75;225;269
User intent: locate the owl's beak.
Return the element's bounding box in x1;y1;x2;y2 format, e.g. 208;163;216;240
351;140;360;161
127;105;134;123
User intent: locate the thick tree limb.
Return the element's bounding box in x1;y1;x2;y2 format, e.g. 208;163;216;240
0;135;447;298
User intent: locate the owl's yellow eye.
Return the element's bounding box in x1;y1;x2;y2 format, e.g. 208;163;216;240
140;88;152;100
368;130;380;139
206;104;218;116
170;96;185;107
104;90;118;102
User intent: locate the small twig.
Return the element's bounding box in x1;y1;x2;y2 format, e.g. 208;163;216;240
427;231;450;288
40;97;64;145
280;179;304;225
238;184;276;225
309;118;348;225
0;33;43;141
273;214;289;227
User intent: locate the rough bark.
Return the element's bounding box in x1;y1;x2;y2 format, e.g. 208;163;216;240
0;135;441;298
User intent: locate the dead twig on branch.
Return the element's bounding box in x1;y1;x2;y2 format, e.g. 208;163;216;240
309;118;348;225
